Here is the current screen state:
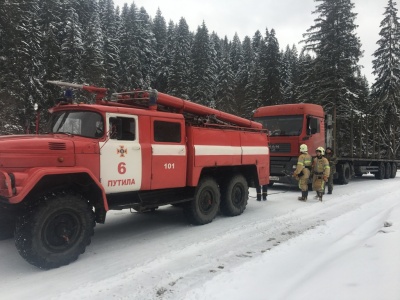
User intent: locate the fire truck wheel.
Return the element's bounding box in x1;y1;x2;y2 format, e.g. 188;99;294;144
220;174;248;216
184;177;220;225
0;210;15;240
14;192;95;269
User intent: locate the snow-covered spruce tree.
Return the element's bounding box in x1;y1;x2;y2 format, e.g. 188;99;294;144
167;17;192;99
136;7;156;89
99;0;120;92
302;0;363;116
82;2;106;89
60;6;84;84
227;33;249;117
209;32;223;105
151;8;168;92
281;45;300;104
216;51;235;112
39;0;63;109
118;3;141;91
296;50;319;103
245;30;264;110
240;36;257;117
0;0;43;134
371;0;400;158
258;28;283;106
190;22;216;106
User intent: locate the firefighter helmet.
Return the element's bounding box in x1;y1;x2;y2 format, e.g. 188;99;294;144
316;146;325;155
299;144;308;153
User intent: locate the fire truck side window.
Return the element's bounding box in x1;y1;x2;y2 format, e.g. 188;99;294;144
154;121;181;143
109;117;135;141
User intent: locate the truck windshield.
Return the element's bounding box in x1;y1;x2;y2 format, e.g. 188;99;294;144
254;115;303;136
48;111;104;138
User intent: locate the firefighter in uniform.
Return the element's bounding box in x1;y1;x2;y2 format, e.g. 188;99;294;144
312;147;330;201
324;147;337;194
293;144;312;201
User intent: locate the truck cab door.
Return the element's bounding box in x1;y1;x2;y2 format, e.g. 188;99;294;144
99;113;142;193
150;118;187;189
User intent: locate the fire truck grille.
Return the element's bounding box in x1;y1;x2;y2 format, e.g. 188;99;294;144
269;143;291;153
48;142;67;150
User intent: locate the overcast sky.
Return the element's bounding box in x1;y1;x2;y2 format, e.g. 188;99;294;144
114;0;389;85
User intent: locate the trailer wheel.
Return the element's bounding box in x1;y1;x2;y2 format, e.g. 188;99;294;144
337;163;351;185
14;192;95;269
384;163;391;179
0;209;16;240
390;162;397;178
184;177;220;225
220;174;248;216
375;162;385;180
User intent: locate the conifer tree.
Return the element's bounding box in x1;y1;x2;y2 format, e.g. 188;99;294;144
371;0;400;158
82;4;105;88
99;0;120;91
136;7;156;88
371;0;400;117
61;7;84;84
152;8;168;91
281;45;299;103
241;36;256;117
246;31;264;109
209;32;223;104
0;0;43;133
191;22;216;106
216;53;234;112
259;28;283;106
118;3;141;90
167;18;192;98
39;0;63;108
302;0;363;115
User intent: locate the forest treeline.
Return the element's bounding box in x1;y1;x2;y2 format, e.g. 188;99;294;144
0;0;400;147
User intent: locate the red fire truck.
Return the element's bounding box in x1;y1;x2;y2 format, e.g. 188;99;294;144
253;103;399;186
0;81;269;269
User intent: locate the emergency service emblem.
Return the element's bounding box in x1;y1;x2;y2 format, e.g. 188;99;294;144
117;145;127;157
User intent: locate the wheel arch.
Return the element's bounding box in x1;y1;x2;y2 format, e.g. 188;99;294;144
14;170;107;224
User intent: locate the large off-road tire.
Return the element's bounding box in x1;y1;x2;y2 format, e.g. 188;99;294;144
390;162;397;178
384;162;391;179
0;209;16;240
220;174;248;216
375;162;385;180
337;163;351;185
184;177;220;225
14;192;95;269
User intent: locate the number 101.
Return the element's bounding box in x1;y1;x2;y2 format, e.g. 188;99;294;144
164;163;175;169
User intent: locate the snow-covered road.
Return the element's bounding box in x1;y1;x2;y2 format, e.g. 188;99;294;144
1;173;399;300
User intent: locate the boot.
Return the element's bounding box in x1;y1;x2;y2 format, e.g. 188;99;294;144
262;192;267;201
328;188;332;194
317;191;323;201
257;193;261;201
298;191;307;201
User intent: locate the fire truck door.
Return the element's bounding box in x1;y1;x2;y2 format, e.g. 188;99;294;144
99;114;142;193
151;118;187;189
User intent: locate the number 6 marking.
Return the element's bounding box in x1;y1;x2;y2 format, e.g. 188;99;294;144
118;162;126;174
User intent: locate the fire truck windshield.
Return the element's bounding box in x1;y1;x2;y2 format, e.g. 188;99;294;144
254;115;303;136
48;111;104;138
